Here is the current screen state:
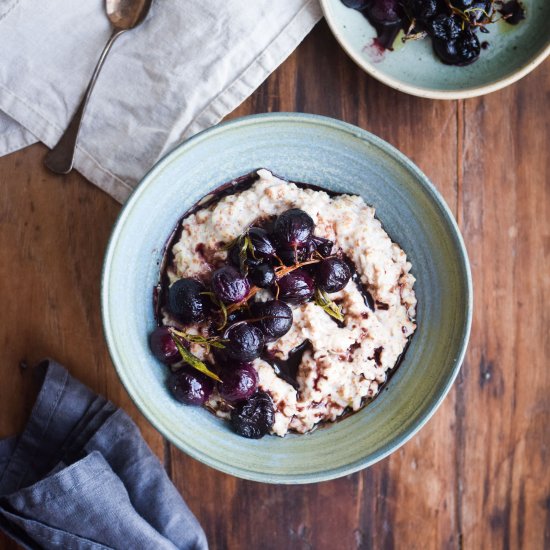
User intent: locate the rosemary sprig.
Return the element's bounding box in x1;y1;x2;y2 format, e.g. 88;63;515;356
169;327;226;354
169;330;222;382
274;258;321;279
201;291;228;330
215;234;329;320
220;231;254;275
448;0;497;29
238;234;254;274
226;287;260;315
314;289;344;322
464;6;491;19
402;30;428;42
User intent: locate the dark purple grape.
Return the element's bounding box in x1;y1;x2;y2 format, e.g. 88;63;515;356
149;326;181;364
428;15;480;66
453;0;476;6
223;323;265;362
248;227;276;258
310;236;334;257
212;266;250;304
230;390;275;439
499;0;526;25
277;246;309;266
219;363;259;402
211;345;230;367
428;14;462;41
168;278;208;324
277;269;315;305
228;244;242;268
228;244;262;271
226;308;248;325
249;263;276;288
406;0;437;20
433;32;480;66
368;0;401;23
317;258;352;293
342;0;371;9
167;368;213;405
274;209;314;248
252;300;293;341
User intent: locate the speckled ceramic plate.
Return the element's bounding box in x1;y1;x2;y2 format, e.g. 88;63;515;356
321;0;550;99
101;113;472;483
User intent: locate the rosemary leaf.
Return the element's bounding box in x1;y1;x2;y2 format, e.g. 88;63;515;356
246;233;257;259
208;340;227;349
217;300;228;330
464;6;491;18
219;237;238;251
314;289;344;322
200;291;229;330
171;333;222;382
169;328;226;350
238;235;250;275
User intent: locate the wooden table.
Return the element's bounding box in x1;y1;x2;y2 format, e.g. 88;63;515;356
1;21;548;549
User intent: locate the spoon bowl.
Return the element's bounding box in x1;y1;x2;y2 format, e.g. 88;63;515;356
106;0;153;30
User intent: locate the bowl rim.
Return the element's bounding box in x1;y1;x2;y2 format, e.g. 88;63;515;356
320;0;550;100
101;112;473;483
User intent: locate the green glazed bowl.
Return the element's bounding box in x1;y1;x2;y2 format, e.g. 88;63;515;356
321;0;550;99
101;113;472;483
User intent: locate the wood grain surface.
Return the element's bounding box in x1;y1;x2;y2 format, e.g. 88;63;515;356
0;20;548;550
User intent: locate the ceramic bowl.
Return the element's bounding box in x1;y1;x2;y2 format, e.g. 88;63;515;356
101;113;472;483
321;0;550;99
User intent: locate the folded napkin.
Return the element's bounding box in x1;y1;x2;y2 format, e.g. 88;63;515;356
0;0;322;202
0;360;207;550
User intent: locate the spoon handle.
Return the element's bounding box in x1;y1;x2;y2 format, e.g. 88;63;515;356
44;28;126;174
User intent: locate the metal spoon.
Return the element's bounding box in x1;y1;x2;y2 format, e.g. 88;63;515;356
44;0;153;174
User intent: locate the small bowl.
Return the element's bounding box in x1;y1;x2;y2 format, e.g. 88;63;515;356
321;0;550;99
101;113;472;483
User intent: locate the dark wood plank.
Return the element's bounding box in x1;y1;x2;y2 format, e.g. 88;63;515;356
0;17;547;550
0;146;165;513
0;145;163;445
458;66;550;549
171;21;460;550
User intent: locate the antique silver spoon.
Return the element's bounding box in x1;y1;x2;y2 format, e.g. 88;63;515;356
44;0;153;174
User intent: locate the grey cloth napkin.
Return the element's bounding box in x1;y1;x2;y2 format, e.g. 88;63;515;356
0;0;322;202
0;360;207;550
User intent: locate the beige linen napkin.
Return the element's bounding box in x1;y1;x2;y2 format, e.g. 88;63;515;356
0;0;322;202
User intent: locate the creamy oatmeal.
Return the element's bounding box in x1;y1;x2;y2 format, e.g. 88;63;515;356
153;169;416;438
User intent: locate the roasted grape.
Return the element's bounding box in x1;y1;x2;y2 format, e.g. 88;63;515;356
277;269;315;305
405;0;437;20
212;266;250;304
248;227;276;258
277;246;309;266
230;390;275;438
149;326;181;364
219;363;259;402
368;0;401;23
249;263;276;288
167;368;213;405
228;243;261;270
252;300;293;341
310;236;334;257
274;208;314;248
168;278;208;324
317;258;352;293
223;322;265;362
